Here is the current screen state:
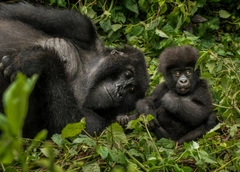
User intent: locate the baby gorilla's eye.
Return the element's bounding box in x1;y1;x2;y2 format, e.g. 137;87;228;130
174;71;180;77
185;70;192;76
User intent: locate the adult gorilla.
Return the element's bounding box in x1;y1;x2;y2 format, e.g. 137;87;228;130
0;2;149;138
118;46;217;144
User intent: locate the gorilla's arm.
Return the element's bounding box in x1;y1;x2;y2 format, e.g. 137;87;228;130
0;3;97;49
137;83;168;115
177;113;217;144
117;83;168;127
134;83;169;128
0;46;85;137
161;80;213;126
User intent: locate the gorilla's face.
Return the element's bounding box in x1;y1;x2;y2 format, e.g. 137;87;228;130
171;67;193;95
83;68;137;109
167;67;198;95
82;48;149;112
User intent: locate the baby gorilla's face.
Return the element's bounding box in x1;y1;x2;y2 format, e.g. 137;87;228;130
171;67;193;95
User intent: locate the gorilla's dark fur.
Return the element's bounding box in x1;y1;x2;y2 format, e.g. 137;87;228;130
118;46;217;144
0;2;149;138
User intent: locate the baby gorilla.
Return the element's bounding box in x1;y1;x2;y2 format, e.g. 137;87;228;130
118;45;217;144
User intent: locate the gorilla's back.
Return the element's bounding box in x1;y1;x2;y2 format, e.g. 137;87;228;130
0;20;49;58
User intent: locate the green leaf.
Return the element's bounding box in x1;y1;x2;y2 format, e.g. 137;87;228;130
3;73;38;137
82;162;100;172
109;148;127;165
219;10;231;18
127;25;144;36
138;0;150;13
57;0;66;7
0;114;8;132
96;146;109;159
156;138;175;149
99;19;112;32
49;0;56;5
51;134;66;146
73;135;96;147
61;118;86;138
114;12;126;23
155;29;169;38
192;141;199;150
106;123;128;145
123;0;139;14
112;24;122;32
128;149;144;160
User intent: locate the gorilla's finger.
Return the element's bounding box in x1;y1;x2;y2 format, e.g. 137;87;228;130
10;73;17;82
3;66;14;80
0;62;4;71
0;56;10;72
116;115;129;126
1;56;10;65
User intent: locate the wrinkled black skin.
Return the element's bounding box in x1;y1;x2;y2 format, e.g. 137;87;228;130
118;46;217;144
0;2;149;138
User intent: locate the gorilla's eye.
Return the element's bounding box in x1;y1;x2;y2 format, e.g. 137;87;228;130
125;70;133;78
130;86;135;92
185;70;192;76
174;71;180;77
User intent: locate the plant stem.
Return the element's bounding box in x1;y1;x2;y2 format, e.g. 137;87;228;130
125;150;149;172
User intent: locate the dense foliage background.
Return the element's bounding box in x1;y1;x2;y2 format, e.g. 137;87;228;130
0;0;240;171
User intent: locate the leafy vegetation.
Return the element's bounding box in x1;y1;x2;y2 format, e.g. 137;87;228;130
1;0;240;171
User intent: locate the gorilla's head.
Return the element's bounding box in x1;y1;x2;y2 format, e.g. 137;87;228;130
158;45;200;95
83;47;149;114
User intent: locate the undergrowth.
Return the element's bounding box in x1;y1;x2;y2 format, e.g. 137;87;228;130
1;0;240;171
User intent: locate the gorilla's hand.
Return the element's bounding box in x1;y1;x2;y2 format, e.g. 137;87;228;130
136;99;160;130
161;91;182;113
0;55;17;82
0;46;64;82
116;115;130;126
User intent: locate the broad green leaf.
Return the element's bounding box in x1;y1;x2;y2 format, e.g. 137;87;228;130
3;73;38;137
73;135;96;147
82;162;100;172
128;25;144;36
57;0;66;7
128;149;144;160
192;141;199;150
112;24;122;32
156;138;175;149
155;29;169;38
49;0;56;5
51;134;66;146
99;19;112;32
96;145;109;159
114;12;126;23
0;114;8;132
138;0;150;13
197;0;206;7
0;73;37;164
106;123;128;145
219;10;231;19
61;118;86;138
123;0;139;14
109;148;127;165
